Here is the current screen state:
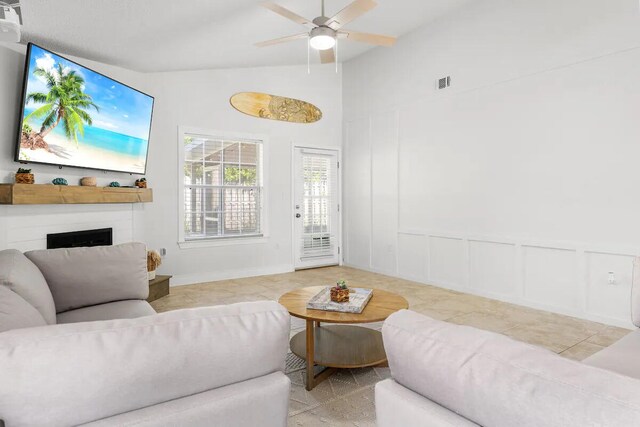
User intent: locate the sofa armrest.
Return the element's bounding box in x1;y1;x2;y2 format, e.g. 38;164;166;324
25;242;148;313
0;301;290;427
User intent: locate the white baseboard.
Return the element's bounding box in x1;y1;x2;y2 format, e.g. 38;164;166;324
170;264;295;286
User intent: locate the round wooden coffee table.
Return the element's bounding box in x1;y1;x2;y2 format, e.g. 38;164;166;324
279;286;408;390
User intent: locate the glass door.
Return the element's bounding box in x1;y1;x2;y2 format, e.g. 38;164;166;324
293;147;340;269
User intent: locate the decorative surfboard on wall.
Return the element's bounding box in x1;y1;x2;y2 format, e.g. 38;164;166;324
230;92;322;124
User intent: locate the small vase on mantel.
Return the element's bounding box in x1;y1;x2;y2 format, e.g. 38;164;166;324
80;177;97;186
15;168;34;184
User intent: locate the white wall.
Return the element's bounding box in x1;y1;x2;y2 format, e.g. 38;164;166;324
143;66;342;284
0;43;342;283
4;0;638;327
0;43;149;251
343;0;640;327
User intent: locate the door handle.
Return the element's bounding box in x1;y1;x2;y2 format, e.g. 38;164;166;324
295;213;301;218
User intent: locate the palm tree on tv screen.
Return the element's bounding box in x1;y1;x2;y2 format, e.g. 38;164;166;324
25;62;99;147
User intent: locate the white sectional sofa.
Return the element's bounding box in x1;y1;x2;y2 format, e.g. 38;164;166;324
377;308;640;427
0;243;291;426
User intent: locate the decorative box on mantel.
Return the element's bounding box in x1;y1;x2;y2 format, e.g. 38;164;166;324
0;184;152;205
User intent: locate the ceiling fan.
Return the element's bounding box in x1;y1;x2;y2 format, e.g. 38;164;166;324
255;0;396;64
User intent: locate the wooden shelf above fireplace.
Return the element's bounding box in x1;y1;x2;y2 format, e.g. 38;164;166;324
0;184;153;205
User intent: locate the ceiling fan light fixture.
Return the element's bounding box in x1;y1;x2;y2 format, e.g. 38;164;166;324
310;35;335;50
309;26;336;50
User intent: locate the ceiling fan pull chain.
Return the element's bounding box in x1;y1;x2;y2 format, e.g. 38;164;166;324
307;36;311;74
335;39;338;73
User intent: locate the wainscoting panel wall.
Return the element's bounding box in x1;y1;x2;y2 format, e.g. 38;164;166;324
586;252;634;322
344;118;372;270
428;236;466;289
522;246;581;311
343;1;640;328
396;232;426;282
370;111;399;276
468;240;518;298
345;93;639;328
390;230;637;327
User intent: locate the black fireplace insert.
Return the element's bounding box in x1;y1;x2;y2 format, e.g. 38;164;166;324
47;228;113;249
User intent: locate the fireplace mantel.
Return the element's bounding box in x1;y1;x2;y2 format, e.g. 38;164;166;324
0;184;152;205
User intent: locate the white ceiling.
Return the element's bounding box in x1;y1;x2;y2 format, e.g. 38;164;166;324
18;0;472;72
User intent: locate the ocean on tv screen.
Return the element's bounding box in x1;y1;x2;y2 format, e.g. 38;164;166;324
18;45;153;174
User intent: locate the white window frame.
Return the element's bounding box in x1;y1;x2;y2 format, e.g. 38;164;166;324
177;126;269;249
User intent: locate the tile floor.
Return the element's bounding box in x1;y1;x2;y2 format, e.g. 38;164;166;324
150;266;632;426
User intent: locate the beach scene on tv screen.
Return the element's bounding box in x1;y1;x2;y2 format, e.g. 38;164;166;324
18;45;153;174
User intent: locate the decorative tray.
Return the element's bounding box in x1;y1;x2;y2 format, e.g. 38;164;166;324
307;287;373;313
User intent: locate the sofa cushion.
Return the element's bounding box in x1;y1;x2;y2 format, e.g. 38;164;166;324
583;329;639;379
383;310;640;427
0;301;290;426
81;372;290;427
0;249;56;324
0;286;47;333
57;300;156;324
25;242;148;313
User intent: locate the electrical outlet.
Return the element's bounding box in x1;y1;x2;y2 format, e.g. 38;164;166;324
437;76;451;89
607;271;616;285
159;248;167;257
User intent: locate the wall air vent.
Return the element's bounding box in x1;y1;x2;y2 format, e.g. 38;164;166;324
438;76;451;90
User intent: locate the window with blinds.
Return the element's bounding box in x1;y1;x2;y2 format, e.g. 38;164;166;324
182;133;263;240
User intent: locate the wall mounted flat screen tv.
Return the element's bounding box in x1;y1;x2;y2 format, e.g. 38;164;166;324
15;43;154;174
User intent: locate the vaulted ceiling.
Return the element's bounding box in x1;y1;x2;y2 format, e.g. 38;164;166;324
18;0;472;72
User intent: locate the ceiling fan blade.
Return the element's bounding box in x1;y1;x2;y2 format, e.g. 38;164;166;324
260;2;314;28
319;48;335;64
326;0;377;30
255;33;308;47
339;30;396;47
